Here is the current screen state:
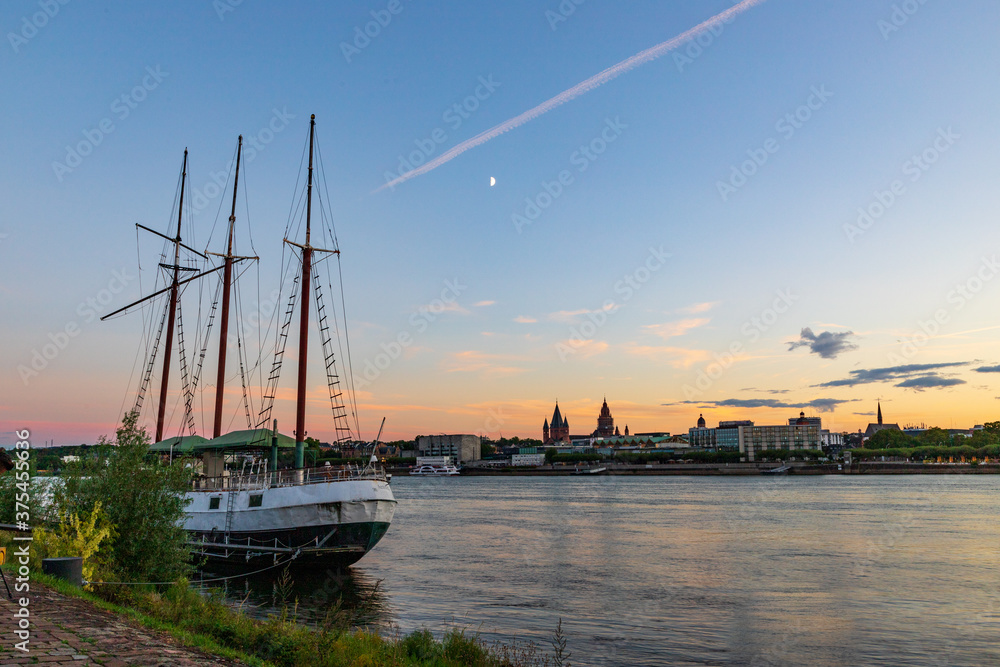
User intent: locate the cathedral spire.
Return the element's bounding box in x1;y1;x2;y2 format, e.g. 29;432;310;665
877;402;883;425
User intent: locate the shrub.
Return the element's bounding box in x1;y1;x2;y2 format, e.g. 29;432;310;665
56;411;193;585
31;501;114;586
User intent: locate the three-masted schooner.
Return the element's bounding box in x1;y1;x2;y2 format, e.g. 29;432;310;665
103;115;395;568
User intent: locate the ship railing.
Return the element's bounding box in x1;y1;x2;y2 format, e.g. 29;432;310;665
191;463;387;491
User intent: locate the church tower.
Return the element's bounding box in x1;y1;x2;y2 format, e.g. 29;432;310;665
545;402;570;444
596;398;615;437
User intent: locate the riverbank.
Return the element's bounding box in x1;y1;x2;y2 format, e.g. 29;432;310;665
0;568;553;667
390;462;1000;476
0;575;246;666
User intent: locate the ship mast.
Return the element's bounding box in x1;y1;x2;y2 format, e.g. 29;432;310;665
212;136;242;438
295;116;316;468
102;151;233;442
284;114;338;468
155;149;188;443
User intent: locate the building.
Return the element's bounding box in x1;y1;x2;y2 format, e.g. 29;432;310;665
416;434;481;464
688;414;822;460
688;417;750;451
741;422;821;461
863;403;901;440
595;398;615;438
544;398;629;444
511;453;545;466
821;430;844;449
543;402;571;444
788;412;821;426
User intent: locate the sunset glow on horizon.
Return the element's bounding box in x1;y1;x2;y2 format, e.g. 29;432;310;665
4;1;1000;447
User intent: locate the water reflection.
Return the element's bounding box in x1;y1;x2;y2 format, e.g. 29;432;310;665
196;564;392;630
190;476;1000;666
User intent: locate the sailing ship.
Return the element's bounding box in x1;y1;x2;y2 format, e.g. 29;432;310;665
103;116;395;568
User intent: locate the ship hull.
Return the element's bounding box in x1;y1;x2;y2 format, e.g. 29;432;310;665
184;477;396;568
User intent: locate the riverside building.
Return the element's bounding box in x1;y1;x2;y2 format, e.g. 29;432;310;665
689;413;823;461
416;434;481;464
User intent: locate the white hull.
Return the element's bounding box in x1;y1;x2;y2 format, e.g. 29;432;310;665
185;471;396;567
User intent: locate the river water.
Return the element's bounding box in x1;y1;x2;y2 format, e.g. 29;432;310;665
208;475;1000;666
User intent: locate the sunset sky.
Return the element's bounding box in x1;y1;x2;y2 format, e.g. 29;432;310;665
4;1;1000;446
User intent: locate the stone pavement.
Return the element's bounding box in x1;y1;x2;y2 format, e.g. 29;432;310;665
0;581;242;666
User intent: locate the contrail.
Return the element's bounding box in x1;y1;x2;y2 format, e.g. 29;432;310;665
378;0;766;192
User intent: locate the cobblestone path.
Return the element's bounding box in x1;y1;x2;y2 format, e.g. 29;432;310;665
0;582;243;666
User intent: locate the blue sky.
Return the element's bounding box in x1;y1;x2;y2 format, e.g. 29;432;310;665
3;0;1000;444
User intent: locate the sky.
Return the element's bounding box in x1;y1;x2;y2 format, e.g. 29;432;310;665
3;0;1000;446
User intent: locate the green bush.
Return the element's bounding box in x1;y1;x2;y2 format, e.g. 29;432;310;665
56;411;193;585
401;629;442;661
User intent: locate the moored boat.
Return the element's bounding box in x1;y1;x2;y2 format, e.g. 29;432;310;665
106;117;395;568
410;464;461;476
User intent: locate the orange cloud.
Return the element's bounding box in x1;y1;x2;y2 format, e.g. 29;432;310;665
644;318;710;340
625;344;712;368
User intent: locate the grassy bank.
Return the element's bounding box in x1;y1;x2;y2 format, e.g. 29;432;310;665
4;566;562;667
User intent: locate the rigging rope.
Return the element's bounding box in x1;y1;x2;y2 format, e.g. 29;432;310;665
256;273;300;431
175;299;197;436
315;134;364;442
85;552;300;587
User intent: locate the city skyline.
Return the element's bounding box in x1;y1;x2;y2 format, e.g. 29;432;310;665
4;1;1000;445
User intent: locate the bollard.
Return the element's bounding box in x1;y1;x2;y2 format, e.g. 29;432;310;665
42;557;84;587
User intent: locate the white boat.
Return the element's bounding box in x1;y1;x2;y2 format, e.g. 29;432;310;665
106;118;395;568
410;464;461;476
572;466;607;475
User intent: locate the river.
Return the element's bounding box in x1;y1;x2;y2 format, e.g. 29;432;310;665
206;475;1000;666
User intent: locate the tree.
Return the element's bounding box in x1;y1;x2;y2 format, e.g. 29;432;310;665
56;411;193;584
867;429;913;449
917;427;951;447
544;448;557;464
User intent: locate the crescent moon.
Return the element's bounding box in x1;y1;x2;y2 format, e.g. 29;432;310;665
490;176;496;187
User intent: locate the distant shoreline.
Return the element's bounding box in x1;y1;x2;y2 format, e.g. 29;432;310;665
390;462;1000;477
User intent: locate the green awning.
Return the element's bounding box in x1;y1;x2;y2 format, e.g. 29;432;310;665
196;428;297;451
149;435;209;453
150;429;297;453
